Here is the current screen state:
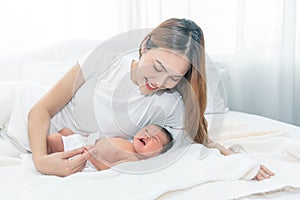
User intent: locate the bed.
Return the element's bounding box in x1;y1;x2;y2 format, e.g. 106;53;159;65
0;40;299;200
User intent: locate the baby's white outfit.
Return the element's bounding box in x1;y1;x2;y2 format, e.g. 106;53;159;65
62;133;100;172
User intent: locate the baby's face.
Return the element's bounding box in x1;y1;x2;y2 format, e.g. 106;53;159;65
133;125;170;158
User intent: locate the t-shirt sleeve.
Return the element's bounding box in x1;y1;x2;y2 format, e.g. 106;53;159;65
76;50;93;69
76;35;142;81
76;46;118;81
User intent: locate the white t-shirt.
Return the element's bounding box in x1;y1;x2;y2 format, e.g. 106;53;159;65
50;47;185;140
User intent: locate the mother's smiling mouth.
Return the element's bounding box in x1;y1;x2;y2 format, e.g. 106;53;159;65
145;79;158;91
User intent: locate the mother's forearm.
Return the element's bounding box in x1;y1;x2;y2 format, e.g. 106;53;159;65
28;105;51;164
212;143;235;156
205;138;236;156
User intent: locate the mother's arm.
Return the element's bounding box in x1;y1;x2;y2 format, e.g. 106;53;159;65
205;137;275;181
205;137;235;156
28;63;90;176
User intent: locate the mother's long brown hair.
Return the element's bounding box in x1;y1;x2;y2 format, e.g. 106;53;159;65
139;18;208;144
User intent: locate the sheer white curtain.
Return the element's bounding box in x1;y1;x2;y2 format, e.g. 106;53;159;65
0;0;299;125
213;0;300;126
127;0;300;126
0;0;125;56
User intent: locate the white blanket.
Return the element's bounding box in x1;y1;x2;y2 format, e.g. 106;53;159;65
0;143;258;200
161;112;300;199
1;111;300;200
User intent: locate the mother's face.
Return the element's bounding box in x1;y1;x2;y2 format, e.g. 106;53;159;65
135;48;190;95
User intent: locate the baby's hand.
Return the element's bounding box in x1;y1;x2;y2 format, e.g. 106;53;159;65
84;145;93;151
253;164;275;181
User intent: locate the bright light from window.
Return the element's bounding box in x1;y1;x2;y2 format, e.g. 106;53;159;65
190;0;238;55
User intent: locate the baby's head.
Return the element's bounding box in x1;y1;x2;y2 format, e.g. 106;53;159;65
133;124;174;158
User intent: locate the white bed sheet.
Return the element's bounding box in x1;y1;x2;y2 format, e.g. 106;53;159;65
0;111;299;200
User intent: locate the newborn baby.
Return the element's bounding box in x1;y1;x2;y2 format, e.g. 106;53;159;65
47;124;174;171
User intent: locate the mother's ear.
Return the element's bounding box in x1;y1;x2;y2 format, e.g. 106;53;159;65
140;47;147;55
139;35;151;56
140;42;148;55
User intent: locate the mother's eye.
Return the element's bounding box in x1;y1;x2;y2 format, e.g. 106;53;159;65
170;76;180;82
153;64;163;72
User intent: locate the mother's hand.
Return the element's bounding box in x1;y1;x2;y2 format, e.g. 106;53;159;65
35;147;90;177
253;164;275;181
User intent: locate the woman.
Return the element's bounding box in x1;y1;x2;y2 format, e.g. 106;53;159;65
28;18;273;180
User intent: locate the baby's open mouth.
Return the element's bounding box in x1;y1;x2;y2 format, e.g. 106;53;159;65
139;138;146;145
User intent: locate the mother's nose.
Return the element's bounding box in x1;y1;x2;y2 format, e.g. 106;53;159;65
154;74;169;87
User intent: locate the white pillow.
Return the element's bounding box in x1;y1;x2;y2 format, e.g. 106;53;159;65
4;58;74;151
0;81;20;129
23;60;74;89
6;82;47;151
0;54;25;82
5;60;77;151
